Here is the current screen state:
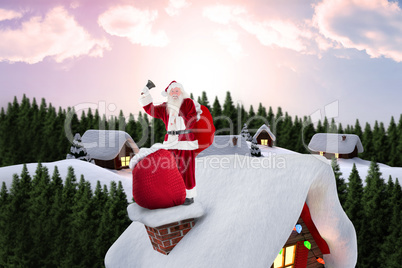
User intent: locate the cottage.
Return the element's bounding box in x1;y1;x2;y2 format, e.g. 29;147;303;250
308;133;364;159
196;135;250;157
81;130;139;169
105;154;357;268
253;124;276;147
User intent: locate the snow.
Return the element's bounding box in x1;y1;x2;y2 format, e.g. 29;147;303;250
81;130;139;160
0;159;133;201
196;135;250;158
127;202;205;228
105;154;357;268
308;133;364;154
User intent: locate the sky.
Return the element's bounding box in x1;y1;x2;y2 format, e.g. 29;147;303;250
1;0;402;129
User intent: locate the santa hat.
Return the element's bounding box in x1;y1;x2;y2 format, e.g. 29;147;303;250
161;81;184;97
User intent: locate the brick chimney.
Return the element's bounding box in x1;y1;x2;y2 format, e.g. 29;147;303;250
145;218;195;255
342;135;346;141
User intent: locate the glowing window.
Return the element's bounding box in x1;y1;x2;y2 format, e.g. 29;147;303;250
320;151;324;156
121;156;130;167
272;245;296;268
335;153;339;158
261;139;268;146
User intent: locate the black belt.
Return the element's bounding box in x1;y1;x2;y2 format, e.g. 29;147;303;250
167;130;192;135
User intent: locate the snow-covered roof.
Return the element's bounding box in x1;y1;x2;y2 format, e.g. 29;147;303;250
196;135;250;158
308;133;364;154
81;130;139;161
105;154;357;268
253;124;276;141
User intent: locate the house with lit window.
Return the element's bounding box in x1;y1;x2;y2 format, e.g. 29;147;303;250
105;154;357;268
308;133;364;159
81;130;139;170
253;124;276;147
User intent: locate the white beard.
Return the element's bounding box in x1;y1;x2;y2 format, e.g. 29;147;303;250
167;94;184;115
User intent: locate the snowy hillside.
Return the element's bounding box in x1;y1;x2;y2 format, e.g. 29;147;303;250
0;159;133;201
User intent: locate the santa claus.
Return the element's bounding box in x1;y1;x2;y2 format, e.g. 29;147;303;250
139;81;199;205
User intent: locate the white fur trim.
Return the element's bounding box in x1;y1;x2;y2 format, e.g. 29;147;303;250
142;86;149;94
139;93;153;107
192;100;203;121
163;139;199;150
129;143;166;169
186;187;197;198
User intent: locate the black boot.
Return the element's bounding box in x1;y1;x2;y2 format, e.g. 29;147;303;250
183;197;194;205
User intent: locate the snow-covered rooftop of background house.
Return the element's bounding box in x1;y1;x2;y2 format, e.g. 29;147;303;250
253;124;276;141
308;133;364;154
81;130;139;161
105;154;357;268
196;135;250;158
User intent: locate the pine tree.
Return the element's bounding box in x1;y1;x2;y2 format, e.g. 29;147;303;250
387;117;398;167
7;165;33;266
359;160;387;267
291;116;303;153
135;112;146;147
222;91;237;135
316;120;324;133
302;116;316;154
66;133;91;161
28;164;54;267
372;121;387;163
344;163;364;254
247;105;258;135
240;124;253;142
47;166;65;266
212;96;223;134
250;138;261;157
151;117;165;144
126;113;137;141
56;166;78;266
199;91;211;111
67;175;95;267
395;114;402;167
0;182;9;265
354;119;363;138
331;158;347;207
267;106;274;126
361;122;374;161
239;104;248;127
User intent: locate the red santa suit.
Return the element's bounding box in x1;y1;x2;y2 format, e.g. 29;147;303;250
139;89;198;198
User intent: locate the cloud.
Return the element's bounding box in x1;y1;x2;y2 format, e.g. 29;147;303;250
0;8;23;21
98;5;169;47
203;4;313;53
214;28;245;59
165;0;191;17
313;0;402;62
0;6;110;64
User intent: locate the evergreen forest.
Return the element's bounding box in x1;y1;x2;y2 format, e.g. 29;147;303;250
0;164;130;267
0;94;402;267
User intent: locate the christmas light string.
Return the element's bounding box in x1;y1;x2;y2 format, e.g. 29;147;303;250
293;223;326;265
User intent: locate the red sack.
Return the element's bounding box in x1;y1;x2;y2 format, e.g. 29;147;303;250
132;149;186;209
193;105;215;157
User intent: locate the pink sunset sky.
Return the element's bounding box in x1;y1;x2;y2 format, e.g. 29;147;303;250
1;0;402;127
